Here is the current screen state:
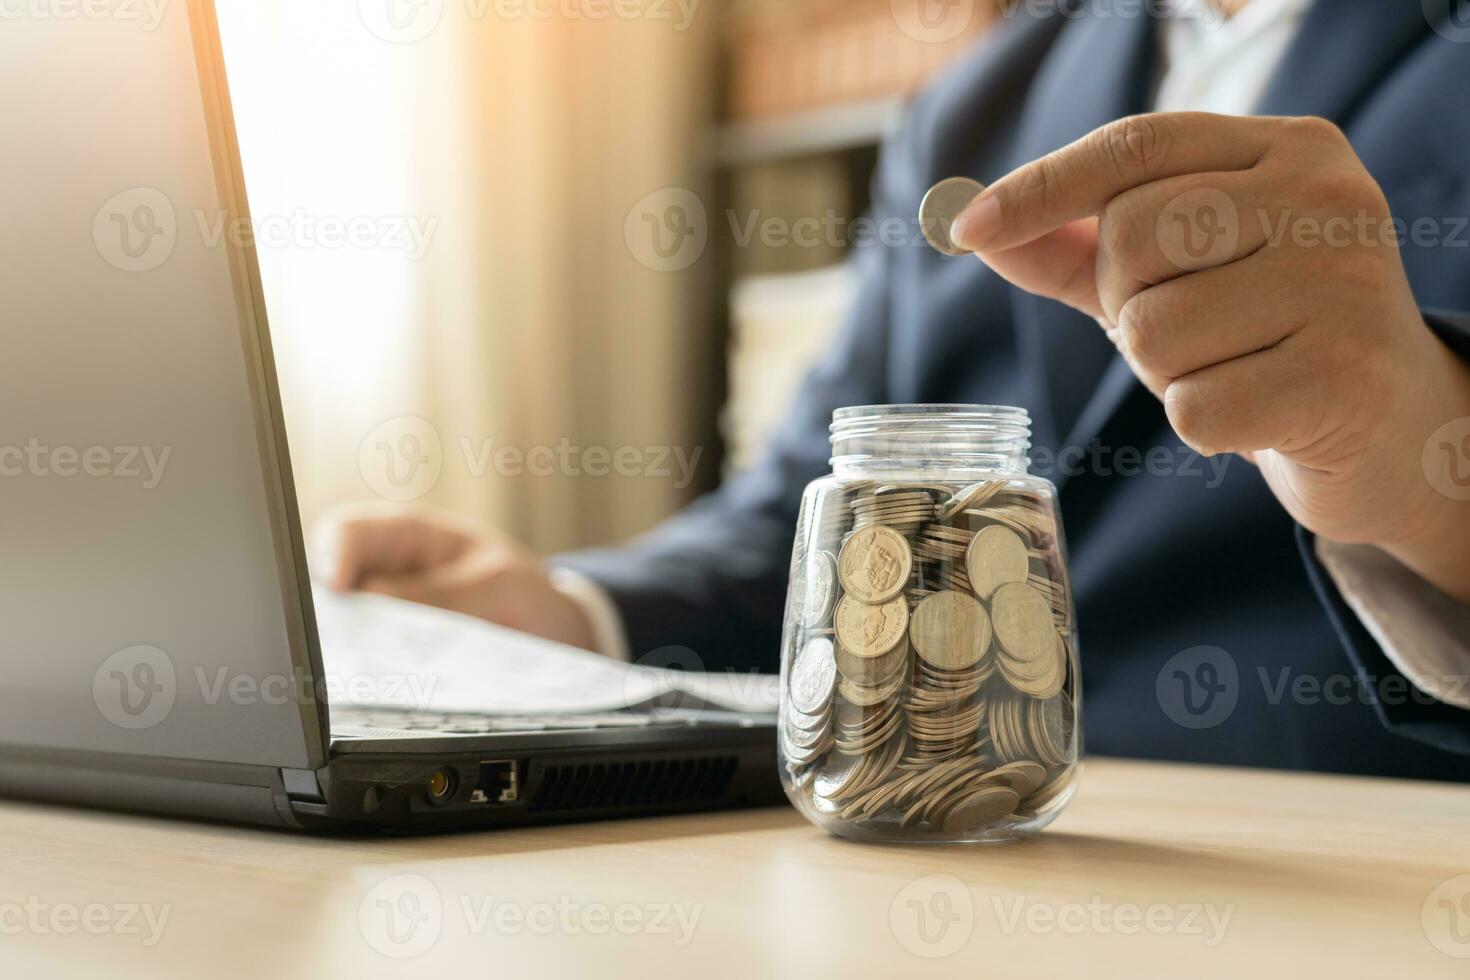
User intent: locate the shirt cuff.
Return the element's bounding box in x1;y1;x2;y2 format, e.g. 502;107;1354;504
1315;538;1470;711
548;567;632;663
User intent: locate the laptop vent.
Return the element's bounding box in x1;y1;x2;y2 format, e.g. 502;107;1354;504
530;756;739;813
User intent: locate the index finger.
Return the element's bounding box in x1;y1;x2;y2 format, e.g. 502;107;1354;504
952;112;1273;254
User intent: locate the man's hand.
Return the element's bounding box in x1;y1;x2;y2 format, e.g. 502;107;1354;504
321;505;598;651
952;111;1470;601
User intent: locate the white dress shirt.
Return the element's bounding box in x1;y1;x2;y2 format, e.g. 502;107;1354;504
555;0;1470;711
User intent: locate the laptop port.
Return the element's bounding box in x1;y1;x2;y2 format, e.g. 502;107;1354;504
425;768;457;807
470;760;520;804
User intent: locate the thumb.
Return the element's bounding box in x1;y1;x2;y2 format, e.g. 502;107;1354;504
965;216;1103;319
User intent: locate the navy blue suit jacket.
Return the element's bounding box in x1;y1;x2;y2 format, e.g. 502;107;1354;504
561;0;1470;779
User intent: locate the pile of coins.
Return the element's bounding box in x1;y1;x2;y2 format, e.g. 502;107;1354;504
782;479;1078;836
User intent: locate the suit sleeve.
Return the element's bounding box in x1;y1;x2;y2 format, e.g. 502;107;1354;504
550;151;920;676
1298;308;1470;754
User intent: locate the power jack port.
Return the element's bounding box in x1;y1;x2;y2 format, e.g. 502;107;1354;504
426;768;458;806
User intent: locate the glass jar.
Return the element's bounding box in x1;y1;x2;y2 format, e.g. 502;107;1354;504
779;405;1081;843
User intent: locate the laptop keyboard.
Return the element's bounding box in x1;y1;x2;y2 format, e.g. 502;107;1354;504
329;706;773;737
333;708;667;735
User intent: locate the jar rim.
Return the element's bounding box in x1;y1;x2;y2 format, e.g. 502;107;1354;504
828;404;1033;477
831;404;1031;428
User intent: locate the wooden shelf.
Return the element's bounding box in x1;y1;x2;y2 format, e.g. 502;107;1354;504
713;97;905;168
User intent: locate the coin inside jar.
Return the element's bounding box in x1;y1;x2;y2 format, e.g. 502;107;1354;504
909;590;992;671
837;525;912;604
837;671;906;708
835;637;909;687
965;525;1030;600
940;785;1021;831
788;637;838;715
796;550;837;626
936;480;1003;522
991;582;1059;663
834;593;909;658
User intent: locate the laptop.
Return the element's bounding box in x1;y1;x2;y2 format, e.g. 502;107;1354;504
0;0;780;831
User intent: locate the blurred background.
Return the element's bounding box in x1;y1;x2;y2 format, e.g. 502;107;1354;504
215;0;997;555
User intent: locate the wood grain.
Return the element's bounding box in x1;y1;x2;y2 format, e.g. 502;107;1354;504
2;757;1469;978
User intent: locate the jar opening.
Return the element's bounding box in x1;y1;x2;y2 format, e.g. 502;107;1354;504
829;404;1031;477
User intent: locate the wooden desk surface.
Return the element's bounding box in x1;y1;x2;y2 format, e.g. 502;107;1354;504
3;757;1470;978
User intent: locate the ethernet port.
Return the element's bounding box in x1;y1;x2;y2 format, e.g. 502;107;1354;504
470;760;520;804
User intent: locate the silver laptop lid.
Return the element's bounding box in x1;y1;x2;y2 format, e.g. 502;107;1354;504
0;0;328;769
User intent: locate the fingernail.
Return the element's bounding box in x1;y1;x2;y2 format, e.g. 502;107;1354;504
951;194;1001;251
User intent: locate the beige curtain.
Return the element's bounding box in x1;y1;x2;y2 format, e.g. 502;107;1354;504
219;0;716;555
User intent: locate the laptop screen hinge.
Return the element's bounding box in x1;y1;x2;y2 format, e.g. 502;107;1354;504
281;767;325;802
